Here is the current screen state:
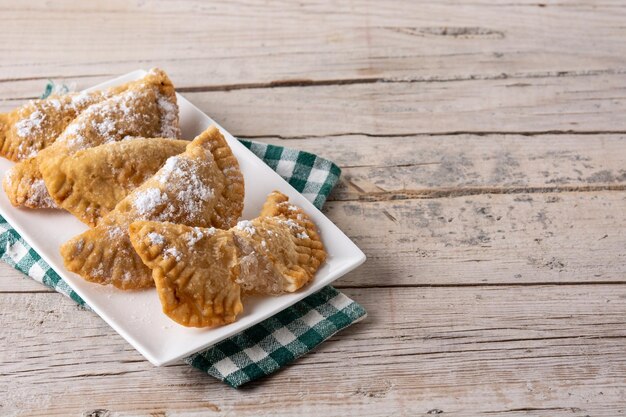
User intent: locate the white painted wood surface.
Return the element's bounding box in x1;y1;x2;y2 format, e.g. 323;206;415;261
1;0;626;415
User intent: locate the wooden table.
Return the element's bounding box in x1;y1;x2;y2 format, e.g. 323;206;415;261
2;1;626;415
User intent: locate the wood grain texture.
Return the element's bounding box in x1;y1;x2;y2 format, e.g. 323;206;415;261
0;0;625;88
182;75;626;137
255;134;626;201
2;190;624;290
6;75;626;136
325;191;626;286
1;0;626;415
2;287;626;416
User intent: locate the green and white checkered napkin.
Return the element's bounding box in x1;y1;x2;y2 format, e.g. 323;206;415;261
0;98;366;387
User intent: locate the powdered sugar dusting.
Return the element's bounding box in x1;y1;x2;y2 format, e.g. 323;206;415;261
147;232;164;246
133;188;167;216
158;156;180;184
63;88;156;152
279;201;299;212
222;166;240;177
3;170;13;187
276;218;300;230
15;110;45;139
11;91;102;159
17;142;38;159
236;220;256;235
71;91;92;108
275;217;311;240
174;181;213;213
164;247;182;262
93;118;117;139
122;271;133;283
25;179;57;208
8;72;179;163
132;154;215;223
185;227;207;248
146;155;215;223
157;93;180;138
91;262;105;277
107;226;124;239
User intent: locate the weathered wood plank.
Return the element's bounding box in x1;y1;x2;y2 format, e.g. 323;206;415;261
323;191;626;286
0;263;52;293
4;74;626;136
250;134;626;201
181;73;626;137
1;0;626;99
1;191;624;290
2;286;626;416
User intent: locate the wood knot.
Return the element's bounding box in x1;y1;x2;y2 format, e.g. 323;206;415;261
83;410;110;417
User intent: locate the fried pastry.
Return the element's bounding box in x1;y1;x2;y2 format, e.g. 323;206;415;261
0;91;104;162
42;138;188;226
60;126;244;290
232;191;326;294
0;68;174;161
129;221;243;327
3;68;181;209
2;157;56;208
127;191;324;327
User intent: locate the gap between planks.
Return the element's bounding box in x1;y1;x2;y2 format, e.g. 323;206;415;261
328;184;626;203
239;129;626;140
4;281;626;296
3;67;626;97
176;68;626;93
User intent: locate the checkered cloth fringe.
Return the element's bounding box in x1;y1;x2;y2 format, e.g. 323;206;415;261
0;92;365;386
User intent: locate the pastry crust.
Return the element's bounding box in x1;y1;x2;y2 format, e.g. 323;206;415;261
42;138;188;226
2;157;57;208
0;68;177;162
0;91;104;161
60;126;244;290
130;191;326;327
232;191;326;294
129;221;243;327
3;68;181;209
128;192;324;327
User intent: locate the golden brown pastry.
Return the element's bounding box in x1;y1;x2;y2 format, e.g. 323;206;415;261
232;191;326;294
2;158;56;208
60;126;244;290
0;91;104;161
3;68;181;209
127;191;324;327
129;221;243;327
0;68;175;161
42;138;188;226
128;192;323;325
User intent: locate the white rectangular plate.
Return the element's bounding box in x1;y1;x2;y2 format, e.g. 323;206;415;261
0;70;365;366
